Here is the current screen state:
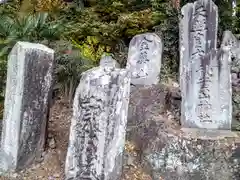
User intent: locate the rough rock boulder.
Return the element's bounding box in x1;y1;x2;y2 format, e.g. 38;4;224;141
127;84;240;180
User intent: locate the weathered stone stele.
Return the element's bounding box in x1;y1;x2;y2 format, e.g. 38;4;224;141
0;42;55;173
126;33;163;85
99;55;120;68
65;66;130;180
179;0;218;89
179;0;219;129
221;31;240;128
182;49;232;129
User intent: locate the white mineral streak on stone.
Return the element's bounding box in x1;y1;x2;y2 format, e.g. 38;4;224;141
126;33;162;85
179;0;218;129
65;66;130;180
100;55;120;68
0;41;54;173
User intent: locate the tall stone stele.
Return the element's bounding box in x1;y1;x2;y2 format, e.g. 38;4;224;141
179;0;226;129
126;32;163;85
184;48;232;129
0;42;55;173
179;0;218;91
65;63;130;180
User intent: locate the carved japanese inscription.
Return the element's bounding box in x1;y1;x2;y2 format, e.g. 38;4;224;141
195;65;213;123
79;96;104;179
179;0;219;129
127;33;163;85
65;66;130;180
190;4;207;61
184;49;232;129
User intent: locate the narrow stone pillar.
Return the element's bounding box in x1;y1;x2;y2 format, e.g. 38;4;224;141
0;41;55;173
65;65;130;180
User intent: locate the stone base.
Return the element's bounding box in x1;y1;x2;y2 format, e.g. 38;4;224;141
144;128;240;180
127;84;240;180
181;128;240;139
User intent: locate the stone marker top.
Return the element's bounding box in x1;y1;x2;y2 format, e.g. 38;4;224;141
181;0;218;13
13;41;54;54
99;55;120;68
221;31;239;47
81;66;129;81
221;31;240;55
194;0;217;9
128;32;162;47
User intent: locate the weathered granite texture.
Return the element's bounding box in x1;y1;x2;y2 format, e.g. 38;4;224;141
127;84;240;180
179;0;218;129
65;66;130;180
0;42;55;173
126;33;163;85
145;128;240;180
127;84;181;155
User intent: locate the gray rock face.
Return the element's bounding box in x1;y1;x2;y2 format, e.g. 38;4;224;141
127;85;240;180
145;128;240;180
127;84;181;156
126;33;163;85
0;42;55;172
65;66;130;180
99;55;120;68
182;49;232;130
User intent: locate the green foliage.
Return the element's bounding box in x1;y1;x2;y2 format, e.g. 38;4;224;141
0;12;66;56
0;0;239;108
0;11;67;114
233;4;240;35
0;55;7;109
152;0;179;80
61;0;153;50
54;37;106;102
71;36;106;63
0;0;20;16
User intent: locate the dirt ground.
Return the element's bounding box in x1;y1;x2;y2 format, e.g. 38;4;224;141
0;99;152;180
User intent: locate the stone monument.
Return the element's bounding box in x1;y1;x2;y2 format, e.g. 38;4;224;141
127;32;163;85
0;41;55;173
